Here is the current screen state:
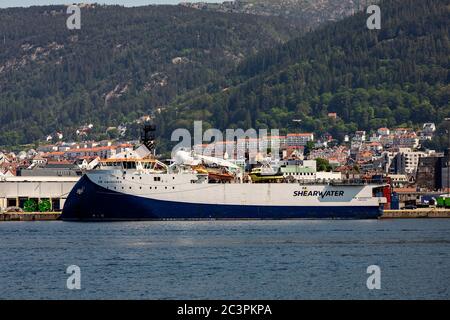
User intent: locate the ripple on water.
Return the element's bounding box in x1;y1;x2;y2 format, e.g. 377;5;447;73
0;219;449;299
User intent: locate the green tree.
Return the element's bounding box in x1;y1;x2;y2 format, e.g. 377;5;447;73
316;158;332;172
304;141;315;157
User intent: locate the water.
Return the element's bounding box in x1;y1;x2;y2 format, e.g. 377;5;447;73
0;219;449;300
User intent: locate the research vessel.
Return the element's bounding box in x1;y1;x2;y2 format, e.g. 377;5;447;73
61;126;388;221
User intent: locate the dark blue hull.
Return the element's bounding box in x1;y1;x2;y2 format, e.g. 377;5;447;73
61;175;383;221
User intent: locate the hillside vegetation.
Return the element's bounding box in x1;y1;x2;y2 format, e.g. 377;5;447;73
0;4;302;145
0;0;448;152
184;0;379;26
157;0;449;151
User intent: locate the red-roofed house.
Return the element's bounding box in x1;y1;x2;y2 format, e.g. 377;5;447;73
328;112;337;119
377;127;390;136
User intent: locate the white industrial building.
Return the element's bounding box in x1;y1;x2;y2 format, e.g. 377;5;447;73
0;176;79;212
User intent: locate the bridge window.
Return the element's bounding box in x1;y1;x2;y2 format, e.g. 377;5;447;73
122;162;137;170
143;162;153;169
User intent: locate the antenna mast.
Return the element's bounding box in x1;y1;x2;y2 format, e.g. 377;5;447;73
141;122;156;154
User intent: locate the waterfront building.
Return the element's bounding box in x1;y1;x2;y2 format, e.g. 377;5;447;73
0;176;79;212
440;150;450;190
383;148;433;175
416;155;443;191
388;174;410;188
17;161;82;177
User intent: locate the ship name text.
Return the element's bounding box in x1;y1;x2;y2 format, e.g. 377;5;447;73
293;190;345;198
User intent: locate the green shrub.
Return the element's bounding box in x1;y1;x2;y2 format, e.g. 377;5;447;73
38;199;52;212
23;199;38;212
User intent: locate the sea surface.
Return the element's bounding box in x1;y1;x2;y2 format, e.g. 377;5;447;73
0;219;449;300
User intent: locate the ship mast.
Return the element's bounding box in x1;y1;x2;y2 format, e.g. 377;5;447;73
140;122;156;155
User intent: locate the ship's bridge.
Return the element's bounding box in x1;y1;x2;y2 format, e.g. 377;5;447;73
99;158;168;172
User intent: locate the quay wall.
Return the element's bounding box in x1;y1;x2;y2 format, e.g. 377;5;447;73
0;212;61;221
2;210;450;221
381;208;450;219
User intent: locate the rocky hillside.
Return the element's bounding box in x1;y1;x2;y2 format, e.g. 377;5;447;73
182;0;379;27
0;4;302;146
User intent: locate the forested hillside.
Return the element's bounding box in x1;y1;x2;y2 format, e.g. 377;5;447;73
158;0;449;150
185;0;378;25
0;4;303;145
0;0;448;151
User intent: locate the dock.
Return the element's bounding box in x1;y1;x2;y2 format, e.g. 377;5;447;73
2;209;450;221
381;208;450;219
0;212;61;221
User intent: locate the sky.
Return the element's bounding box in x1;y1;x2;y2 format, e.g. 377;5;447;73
0;1;221;8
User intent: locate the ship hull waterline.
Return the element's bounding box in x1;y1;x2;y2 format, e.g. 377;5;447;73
61;175;383;221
